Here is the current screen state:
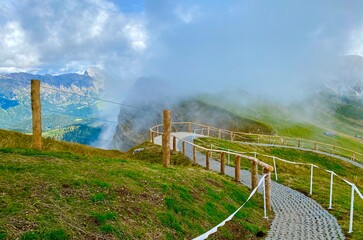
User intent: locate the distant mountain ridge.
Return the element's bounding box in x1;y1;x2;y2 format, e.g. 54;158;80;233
0;68;105;145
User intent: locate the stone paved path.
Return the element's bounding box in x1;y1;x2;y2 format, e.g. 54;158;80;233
154;132;345;240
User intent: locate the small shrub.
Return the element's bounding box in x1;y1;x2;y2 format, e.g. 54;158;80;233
0;231;7;240
43;229;68;240
90;211;117;225
99;224;116;234
20;232;39;240
158;211;182;232
91;193;107;202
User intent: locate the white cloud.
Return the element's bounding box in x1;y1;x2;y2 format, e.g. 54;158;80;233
123;23;148;52
0;21;40;69
174;4;200;24
346;25;363;56
0;0;149;78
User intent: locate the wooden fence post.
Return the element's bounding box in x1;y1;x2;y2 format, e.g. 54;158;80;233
218;129;221;139
188;122;191;133
182;141;186;155
206;151;210;170
162;110;171;168
220;152;225;174
207;127;210;136
263;168;272;211
149;129;152;142
230;131;233;141
251;161;258;189
173;136;176;151
31;79;42;150
235;156;241;182
193;146;197;165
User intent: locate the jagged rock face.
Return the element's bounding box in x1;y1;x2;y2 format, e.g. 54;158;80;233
112;77;272;151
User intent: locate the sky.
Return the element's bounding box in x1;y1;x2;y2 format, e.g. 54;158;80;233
1;0;363;100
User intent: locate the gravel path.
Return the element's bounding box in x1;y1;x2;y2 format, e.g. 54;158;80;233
154;132;345;240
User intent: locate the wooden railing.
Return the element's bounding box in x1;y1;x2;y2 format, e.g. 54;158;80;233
150;122;363;165
149;122;274;211
150;121;363;234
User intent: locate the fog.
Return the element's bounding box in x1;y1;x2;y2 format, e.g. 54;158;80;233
141;0;363;101
1;1;363;147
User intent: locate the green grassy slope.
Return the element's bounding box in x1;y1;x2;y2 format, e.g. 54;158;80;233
195;137;363;239
198;94;363;154
0;129;271;240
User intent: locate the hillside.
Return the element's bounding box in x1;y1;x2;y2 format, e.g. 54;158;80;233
197;90;363;155
0;129;270;239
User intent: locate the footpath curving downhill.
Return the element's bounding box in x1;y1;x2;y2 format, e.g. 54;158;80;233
154;132;345;240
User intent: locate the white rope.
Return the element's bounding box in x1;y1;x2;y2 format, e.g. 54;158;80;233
193;175;267;240
171;131;363;233
355;185;363;200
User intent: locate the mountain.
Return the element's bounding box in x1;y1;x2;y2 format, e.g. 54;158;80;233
0;68;106;144
112;77;272;151
112;54;363;151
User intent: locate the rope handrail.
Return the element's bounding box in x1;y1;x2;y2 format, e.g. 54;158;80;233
150;121;363;233
232;133;363;157
194;142;363;234
212;147;363;196
193;174;268;240
149;122;363;163
168;133;273;171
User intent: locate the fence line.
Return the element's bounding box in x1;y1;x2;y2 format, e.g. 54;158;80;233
150;121;363;165
2;77;139;109
150;122;363;233
204;144;363;234
150;123;274;235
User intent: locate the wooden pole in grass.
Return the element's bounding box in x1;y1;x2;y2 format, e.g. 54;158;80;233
162;110;171;168
263;167;272;211
206;151;210;170
193;146;197;165
31;79;42;150
172;136;176;151
220;152;225;174
251;161;258;189
235;156;241;182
